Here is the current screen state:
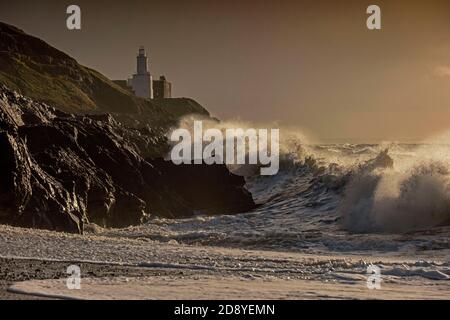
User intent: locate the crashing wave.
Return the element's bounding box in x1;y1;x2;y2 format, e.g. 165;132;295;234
249;142;450;234
340;153;450;233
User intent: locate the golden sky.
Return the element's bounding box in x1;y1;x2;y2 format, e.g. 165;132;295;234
1;0;450;142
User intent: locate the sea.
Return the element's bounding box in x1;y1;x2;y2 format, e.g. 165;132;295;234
121;139;450;255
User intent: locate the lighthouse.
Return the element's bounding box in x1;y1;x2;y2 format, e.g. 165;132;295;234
114;46;172;99
128;46;153;99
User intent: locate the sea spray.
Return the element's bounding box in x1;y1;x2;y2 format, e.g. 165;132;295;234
167;116;450;235
340;135;450;233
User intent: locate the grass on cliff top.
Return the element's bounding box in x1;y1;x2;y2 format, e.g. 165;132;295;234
0;53;209;127
0;55;96;111
0;22;210;128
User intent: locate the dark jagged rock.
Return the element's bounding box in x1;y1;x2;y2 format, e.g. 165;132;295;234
0;85;255;233
148;158;256;215
0;118;84;233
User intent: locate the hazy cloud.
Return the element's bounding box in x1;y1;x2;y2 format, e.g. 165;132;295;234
435;66;450;77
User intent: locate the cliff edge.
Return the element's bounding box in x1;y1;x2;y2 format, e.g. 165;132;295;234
0;22;209;129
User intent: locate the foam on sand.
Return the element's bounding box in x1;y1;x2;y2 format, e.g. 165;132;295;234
8;274;450;300
1;221;449;300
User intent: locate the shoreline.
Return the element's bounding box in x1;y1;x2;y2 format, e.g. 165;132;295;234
0;224;448;300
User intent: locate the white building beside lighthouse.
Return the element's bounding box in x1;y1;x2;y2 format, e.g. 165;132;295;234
128;46;153;99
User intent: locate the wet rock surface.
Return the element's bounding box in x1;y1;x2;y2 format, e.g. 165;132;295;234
148;158;256;215
0;85;255;233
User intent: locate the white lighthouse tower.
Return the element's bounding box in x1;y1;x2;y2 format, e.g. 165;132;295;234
129;46;153;99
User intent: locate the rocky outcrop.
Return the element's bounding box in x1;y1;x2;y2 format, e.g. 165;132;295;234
148;158;256;216
0;85;255;233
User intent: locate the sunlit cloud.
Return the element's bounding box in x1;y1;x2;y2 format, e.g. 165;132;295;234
434;65;450;77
